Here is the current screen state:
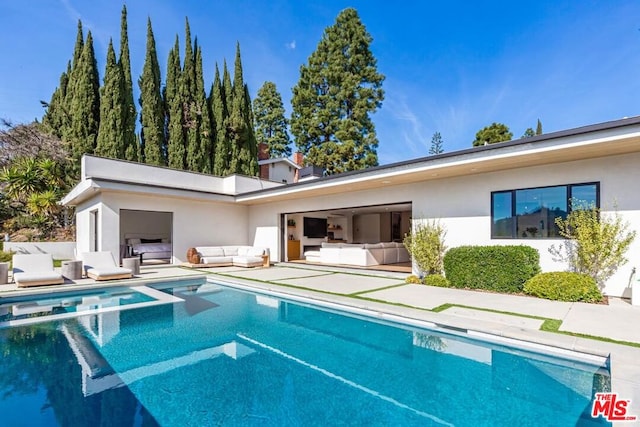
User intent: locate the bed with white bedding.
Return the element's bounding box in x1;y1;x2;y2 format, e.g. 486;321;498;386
125;234;172;261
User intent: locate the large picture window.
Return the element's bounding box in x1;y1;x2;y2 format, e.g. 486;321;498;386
491;182;599;239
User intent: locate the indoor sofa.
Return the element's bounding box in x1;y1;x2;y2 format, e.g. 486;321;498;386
193;246;269;268
304;242;409;267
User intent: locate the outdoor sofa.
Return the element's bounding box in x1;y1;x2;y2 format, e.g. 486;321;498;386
191;246;269;268
80;251;133;281
304;242;409;267
12;254;65;288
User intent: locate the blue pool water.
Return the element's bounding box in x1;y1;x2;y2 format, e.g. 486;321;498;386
0;287;156;324
0;280;611;426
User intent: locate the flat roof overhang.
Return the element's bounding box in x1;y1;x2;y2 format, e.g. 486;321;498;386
236;119;640;205
61;178;237;207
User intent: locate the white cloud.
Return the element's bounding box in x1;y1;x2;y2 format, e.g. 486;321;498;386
285;40;296;50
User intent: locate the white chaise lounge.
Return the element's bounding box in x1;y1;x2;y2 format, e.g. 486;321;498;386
12;254;65;288
80;251;133;281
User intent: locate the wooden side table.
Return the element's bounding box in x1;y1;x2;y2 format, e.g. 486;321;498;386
61;260;83;280
122;257;140;275
262;254;270;268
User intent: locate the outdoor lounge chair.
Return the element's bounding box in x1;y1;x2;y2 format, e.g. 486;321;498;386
80;251;133;281
12;254;65;288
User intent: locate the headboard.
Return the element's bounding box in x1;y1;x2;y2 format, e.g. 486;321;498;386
124;233;171;244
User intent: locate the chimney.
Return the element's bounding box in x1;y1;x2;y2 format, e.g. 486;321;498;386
258;143;270;180
293;151;304;183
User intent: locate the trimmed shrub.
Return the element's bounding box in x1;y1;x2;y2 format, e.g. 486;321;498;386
524;272;602;303
423;274;450;287
404;218;447;275
443;245;540;293
405;275;422;284
0;250;12;263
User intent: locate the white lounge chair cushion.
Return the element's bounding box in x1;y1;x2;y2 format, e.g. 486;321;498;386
14;271;64;284
86;267;132;278
80;251;119;270
12;254;56;274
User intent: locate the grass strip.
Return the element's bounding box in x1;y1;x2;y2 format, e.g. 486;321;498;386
349;282;407;296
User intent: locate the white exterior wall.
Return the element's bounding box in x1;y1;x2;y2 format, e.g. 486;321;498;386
75;197;102;255
77;192;250;264
269;162;297;184
248;152;640;297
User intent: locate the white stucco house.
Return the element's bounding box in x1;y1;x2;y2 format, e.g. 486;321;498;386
61;116;640;298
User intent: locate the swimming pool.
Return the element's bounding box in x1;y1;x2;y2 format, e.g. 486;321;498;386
0;279;611;426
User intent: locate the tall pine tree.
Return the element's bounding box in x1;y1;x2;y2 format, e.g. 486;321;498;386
96;39;126;159
68;30;100;175
119;5;138;161
429;132;444;155
291;8;384;175
253;81;291;158
165;36;186;170
139;18;166;166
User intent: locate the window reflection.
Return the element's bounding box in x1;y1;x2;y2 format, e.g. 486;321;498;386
491;182;599;239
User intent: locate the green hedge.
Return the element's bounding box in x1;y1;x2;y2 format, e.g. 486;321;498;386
524;272;602;303
443;245;540;293
423;274;450;287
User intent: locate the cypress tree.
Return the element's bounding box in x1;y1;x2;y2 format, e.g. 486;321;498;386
139;18;166;166
69;31;100;174
96;39;125;159
211;64;229;175
253;81;291;158
61;20;85;143
229;43;258;176
183;29;201;172
119;5;137;161
227;43;255;175
165;36;186;169
291;8;384;174
195;44;213;174
536;119;543;135
182;20;203;172
42;63;71;139
221;61;236;174
243;83;258;175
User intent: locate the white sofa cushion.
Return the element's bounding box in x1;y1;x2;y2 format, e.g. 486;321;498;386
232;256;263;267
223;246;240;256
196;247;224;257
200;256;233;265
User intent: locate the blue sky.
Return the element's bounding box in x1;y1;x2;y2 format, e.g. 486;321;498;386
1;1;639;165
